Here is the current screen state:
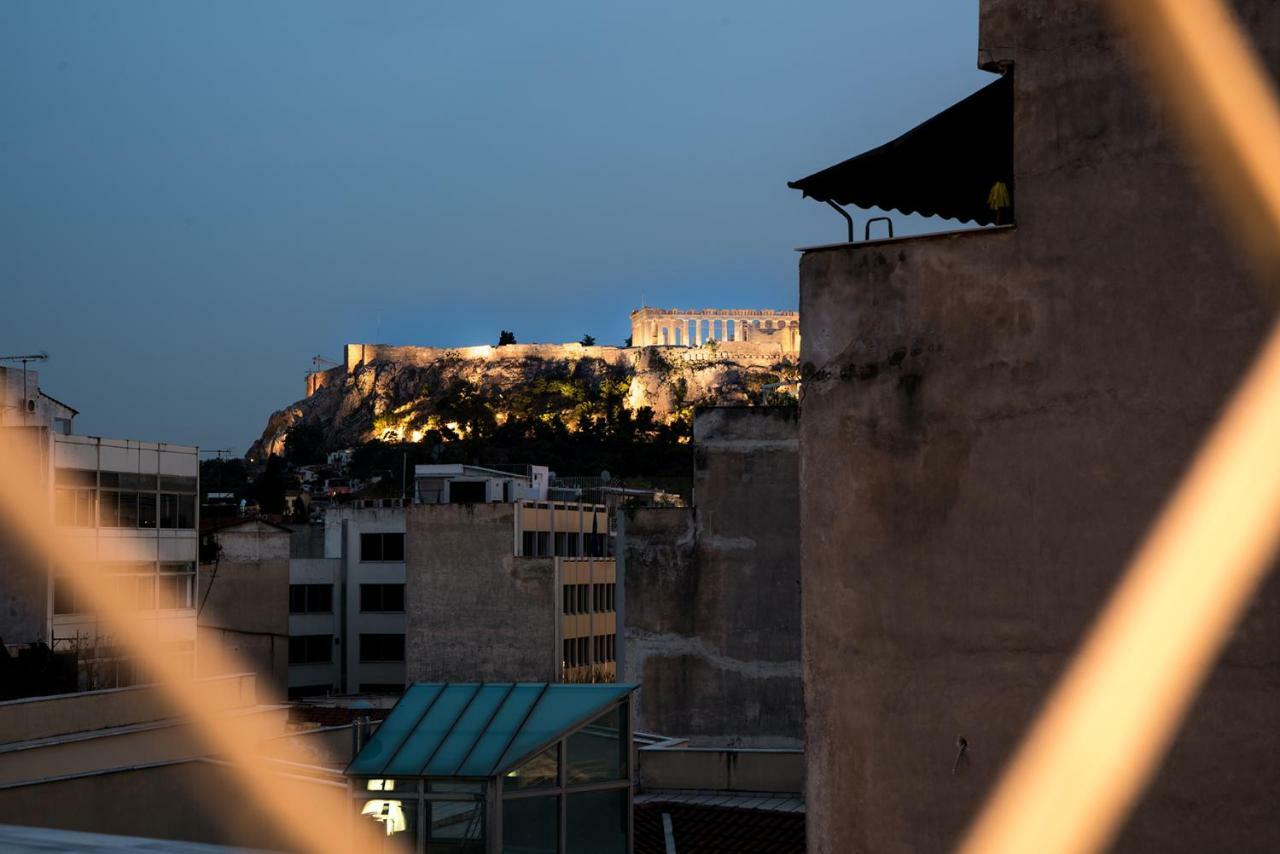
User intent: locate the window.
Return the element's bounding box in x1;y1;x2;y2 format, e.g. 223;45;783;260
360;633;405;662
535;531;550;557
290;584;333;614
110;574;155;611
563;585;574;615
55;469;96;527
448;480;487;503
360;532;404;562
521;531;535;557
566;788;626;853
577;584;588;613
567;704;626;784
160;494;178;528
502;796;557;854
53;575;82;614
157;567;195;609
138;493;157;528
578;637;588;666
358;683;405;695
289;634;333;665
360;583;405;613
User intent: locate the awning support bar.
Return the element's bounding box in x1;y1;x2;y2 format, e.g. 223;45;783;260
825;200;854;243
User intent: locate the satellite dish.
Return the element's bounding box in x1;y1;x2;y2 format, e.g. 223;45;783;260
600;470;611;484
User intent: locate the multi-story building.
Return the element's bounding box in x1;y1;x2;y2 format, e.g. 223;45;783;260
0;366;200;691
789;2;1280;850
405;464;619;684
287;503;407;698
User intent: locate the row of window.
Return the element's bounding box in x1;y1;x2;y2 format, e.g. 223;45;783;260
521;531;608;558
288;583;405;614
54;488;196;529
562;633;617;668
562;582;615;615
288;632;406;665
52;564;196;615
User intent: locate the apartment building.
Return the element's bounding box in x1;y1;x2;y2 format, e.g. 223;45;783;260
0;366;200;692
405;492;619;685
287;504;407;698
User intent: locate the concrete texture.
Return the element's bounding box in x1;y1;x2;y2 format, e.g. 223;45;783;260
197;521;290;696
798;2;1280;851
638;746;804;794
623;407;802;747
0;758;346;850
0;673;257;744
405;503;558;682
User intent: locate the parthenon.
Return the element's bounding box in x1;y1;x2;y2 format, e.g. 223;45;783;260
629;308;800;357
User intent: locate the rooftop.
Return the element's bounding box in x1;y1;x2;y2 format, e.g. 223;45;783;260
347;682;635;779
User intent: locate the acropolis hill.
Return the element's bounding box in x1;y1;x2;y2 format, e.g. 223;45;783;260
250;308;799;458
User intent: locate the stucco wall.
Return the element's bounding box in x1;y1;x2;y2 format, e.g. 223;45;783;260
799;2;1280;851
197;526;290;696
405;503;558;682
0;759;346;850
623;406;802;747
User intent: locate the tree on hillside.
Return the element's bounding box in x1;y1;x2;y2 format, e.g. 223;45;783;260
497;330;516;346
580;334;596;347
283;423;326;466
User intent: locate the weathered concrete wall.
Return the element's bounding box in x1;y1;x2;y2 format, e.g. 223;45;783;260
405;503;558;682
0;759;347;850
623;406;801;747
799;3;1280;851
197;525;290;696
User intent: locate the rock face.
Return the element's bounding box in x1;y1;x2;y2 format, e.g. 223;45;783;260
249;342;798;459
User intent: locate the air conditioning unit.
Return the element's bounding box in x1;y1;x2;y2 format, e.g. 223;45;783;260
25;399;36;413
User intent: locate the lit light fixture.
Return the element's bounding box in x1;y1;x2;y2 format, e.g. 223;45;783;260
366;778;395;791
361;799;406;836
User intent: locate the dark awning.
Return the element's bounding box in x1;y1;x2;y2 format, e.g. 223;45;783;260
788;73;1012;226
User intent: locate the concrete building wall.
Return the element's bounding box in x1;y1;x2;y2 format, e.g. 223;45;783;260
197;523;290;696
405;503;559;682
0;759;346;851
623;407;802;747
798;3;1280;851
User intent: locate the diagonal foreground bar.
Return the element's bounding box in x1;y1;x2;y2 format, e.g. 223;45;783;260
960;2;1280;851
0;435;384;854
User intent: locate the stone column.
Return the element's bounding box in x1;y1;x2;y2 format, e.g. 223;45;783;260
695;318;703;346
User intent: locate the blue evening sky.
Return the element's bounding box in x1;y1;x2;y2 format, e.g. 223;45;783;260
1;1;992;452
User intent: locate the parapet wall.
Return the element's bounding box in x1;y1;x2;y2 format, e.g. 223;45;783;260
345;342;635;373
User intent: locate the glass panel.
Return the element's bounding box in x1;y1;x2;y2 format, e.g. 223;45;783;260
495;685;633;774
138;493;157;528
118;492;139;528
99;491;119;527
428;799;484;853
386;684;481;776
429;781;484;794
425;684;514;776
501;795;557;854
349;684;443;775
566;705;625;784
566;788;626;854
456;683;544;777
505;745;557;790
357;796;418;852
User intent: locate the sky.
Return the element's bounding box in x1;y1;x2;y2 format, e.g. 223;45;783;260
1;1;992;454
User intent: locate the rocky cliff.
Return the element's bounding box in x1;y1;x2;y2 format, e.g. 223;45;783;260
249;344;798;460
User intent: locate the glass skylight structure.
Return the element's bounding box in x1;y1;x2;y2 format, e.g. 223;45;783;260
346;682;636;853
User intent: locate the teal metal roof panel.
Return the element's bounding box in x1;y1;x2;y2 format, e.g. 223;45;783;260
425;683;514;776
495;683;635;772
455;683;547;777
386;683;481;776
348;683;637;779
347;683;443;776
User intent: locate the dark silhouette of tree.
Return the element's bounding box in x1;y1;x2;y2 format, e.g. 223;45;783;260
283;423;327;466
624;336;633;347
497;330;516;346
580;334;596;347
